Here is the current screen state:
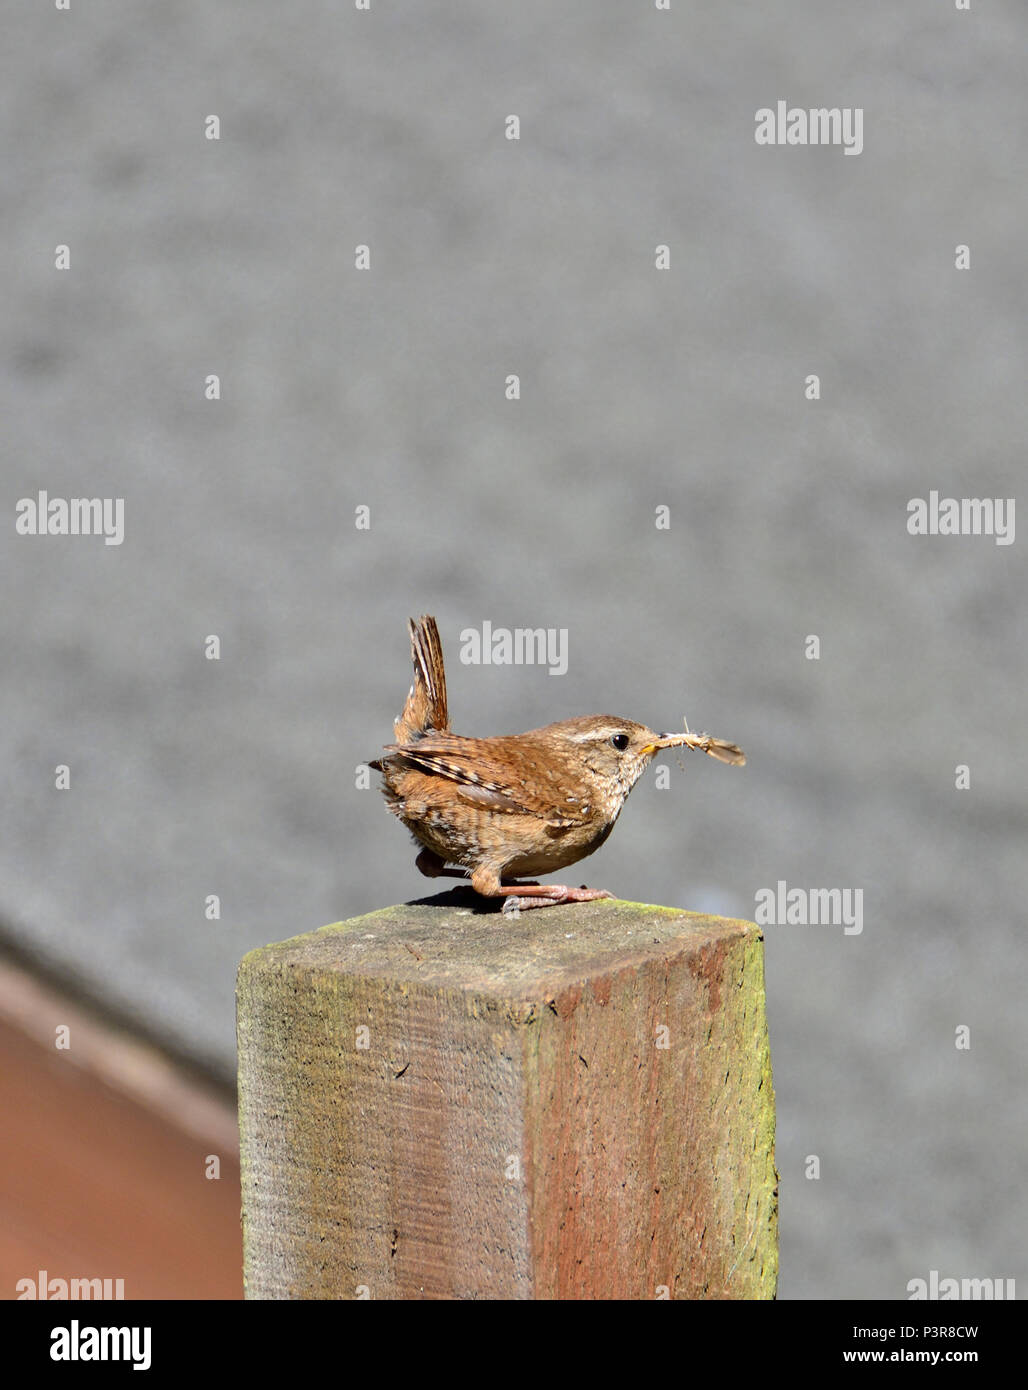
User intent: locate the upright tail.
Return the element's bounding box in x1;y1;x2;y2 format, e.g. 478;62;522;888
393;615;449;744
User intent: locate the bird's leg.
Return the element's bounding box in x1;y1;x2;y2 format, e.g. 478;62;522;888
415;848;470;881
471;865;612;913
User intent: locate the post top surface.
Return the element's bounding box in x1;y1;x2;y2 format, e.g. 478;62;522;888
238;890;760;1003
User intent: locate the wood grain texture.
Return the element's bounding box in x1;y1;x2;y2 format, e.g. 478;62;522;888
237;891;777;1300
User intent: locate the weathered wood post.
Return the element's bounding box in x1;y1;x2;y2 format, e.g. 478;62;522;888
237;891;777;1299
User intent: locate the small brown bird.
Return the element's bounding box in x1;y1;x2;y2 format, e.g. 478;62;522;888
370;617;745;912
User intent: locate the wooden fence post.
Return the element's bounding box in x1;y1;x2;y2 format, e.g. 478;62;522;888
236;891;777;1299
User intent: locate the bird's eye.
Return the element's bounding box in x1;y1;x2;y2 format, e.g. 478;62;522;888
610;733;630;751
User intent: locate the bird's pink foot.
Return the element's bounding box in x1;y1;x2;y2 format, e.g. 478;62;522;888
500;884;613;914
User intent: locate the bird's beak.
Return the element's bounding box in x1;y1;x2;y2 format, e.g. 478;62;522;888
642;733;684;754
641;731;746;766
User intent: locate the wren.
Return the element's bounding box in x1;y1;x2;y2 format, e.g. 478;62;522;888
370;617;745;913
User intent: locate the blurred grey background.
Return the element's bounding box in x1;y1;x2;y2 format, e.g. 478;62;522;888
3;1;1025;1299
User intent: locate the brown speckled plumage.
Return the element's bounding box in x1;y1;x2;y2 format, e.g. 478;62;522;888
370;617;744;911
